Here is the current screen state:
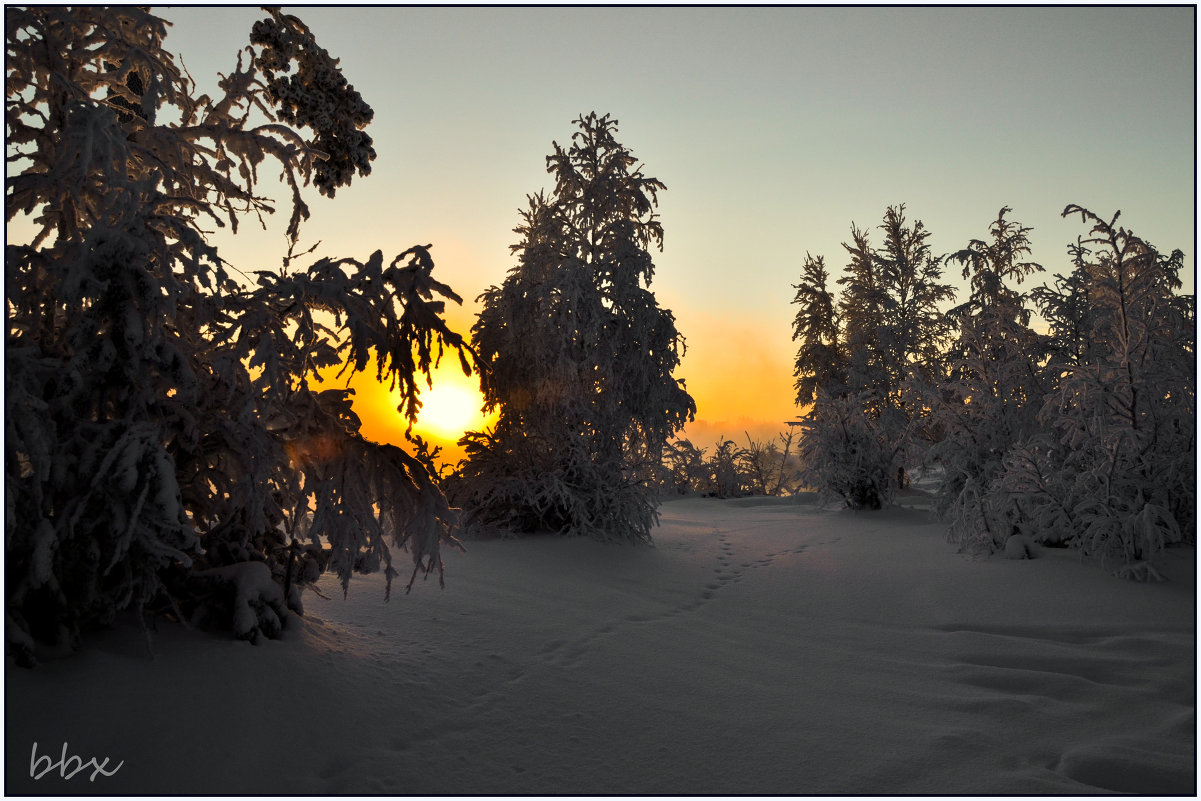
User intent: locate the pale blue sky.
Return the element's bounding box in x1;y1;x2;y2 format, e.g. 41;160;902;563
158;5;1195;440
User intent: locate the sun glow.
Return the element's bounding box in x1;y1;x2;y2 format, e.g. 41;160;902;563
411;380;487;440
309;354;493;463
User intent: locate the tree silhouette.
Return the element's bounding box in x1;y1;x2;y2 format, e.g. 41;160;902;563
931;208;1047;550
791;253;843;407
795;206;952;509
6;7;472;663
456;113;695;542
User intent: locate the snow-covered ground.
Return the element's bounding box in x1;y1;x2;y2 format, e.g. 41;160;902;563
6;495;1195;795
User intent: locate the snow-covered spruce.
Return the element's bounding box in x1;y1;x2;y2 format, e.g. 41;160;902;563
453;113;695;543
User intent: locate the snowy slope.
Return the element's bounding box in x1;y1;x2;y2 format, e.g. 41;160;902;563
6;496;1195;795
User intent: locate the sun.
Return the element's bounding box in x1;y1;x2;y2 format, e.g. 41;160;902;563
412;380;486;440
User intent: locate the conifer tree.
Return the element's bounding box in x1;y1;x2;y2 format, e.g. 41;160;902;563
931;208;1047;549
1030;237;1102;371
6;7;472;663
795;206;952;509
836;224;889;404
457;113;695;542
874;205;956;401
791;253;844;407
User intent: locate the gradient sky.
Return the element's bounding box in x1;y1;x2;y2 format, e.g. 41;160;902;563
154;4;1195;458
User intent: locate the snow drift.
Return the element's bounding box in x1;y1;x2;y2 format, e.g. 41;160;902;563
5;495;1194;794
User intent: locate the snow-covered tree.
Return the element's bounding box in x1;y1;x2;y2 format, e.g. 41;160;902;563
642;431;800;499
1030;237;1103;372
874;205;956;401
794;206;953;509
702;438;750;499
6;7;472;664
650;438;709;496
995;206;1194;569
795;389;910;510
791;253;843;407
455;113;695;542
738;431;801;497
931;208;1047;551
835;223;888;406
948;207;1043;319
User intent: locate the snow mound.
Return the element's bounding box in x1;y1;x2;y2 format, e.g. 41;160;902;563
193;562;288;643
1003;532;1036;559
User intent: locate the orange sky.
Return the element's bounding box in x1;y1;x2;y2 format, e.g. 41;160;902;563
134;6;1193;474
313;354;497;467
315;301;802;470
14;7;1186;475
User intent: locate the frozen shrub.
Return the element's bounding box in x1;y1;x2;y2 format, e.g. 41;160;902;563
656;439;710;496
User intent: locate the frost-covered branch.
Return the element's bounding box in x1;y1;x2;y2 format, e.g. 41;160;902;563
6;7;472;665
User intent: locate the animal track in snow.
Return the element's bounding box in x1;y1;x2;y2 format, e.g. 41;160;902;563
534;525;814;670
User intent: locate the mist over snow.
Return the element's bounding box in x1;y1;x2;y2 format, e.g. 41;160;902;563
7;493;1193;795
